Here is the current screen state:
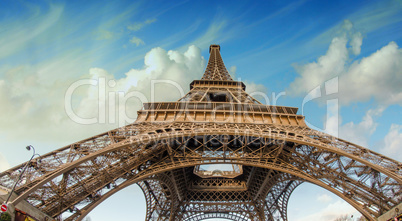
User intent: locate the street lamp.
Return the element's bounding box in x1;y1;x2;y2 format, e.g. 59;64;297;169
3;145;41;205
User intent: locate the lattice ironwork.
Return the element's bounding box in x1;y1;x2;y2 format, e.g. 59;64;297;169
0;45;401;221
201;44;233;81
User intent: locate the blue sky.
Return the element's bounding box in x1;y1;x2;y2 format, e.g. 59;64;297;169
0;0;401;220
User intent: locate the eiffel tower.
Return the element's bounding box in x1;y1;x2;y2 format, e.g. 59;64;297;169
0;45;401;221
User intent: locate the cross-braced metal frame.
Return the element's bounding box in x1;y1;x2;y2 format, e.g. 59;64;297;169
0;45;401;221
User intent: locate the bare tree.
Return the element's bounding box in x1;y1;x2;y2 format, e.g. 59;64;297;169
334;214;367;221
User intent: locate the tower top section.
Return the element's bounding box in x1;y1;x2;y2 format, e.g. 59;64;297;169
201;44;233;81
136;44;304;126
209;44;220;53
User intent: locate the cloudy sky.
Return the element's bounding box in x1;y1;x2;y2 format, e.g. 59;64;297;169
0;0;401;220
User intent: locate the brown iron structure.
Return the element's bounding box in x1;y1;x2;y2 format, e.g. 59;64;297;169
0;45;401;221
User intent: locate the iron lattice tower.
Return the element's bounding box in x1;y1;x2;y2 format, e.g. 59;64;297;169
1;45;401;221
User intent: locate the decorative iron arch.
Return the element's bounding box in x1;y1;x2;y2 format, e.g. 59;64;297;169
183;212;249;221
0;45;401;221
0;128;400;220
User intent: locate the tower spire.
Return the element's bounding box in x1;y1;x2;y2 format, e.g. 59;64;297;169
201;44;233;81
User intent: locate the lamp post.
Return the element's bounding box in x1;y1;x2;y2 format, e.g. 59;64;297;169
3;145;41;205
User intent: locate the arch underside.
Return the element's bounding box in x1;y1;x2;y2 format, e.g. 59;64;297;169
0;122;400;221
138;170;302;221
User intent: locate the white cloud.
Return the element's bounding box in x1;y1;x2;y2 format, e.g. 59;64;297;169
129;36;145;46
343;41;402;105
288;20;402;106
343;20;363;56
339;108;383;147
381;124;402;161
326;108;383;147
350;32;362;55
0;45;206;145
290;36;348;95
